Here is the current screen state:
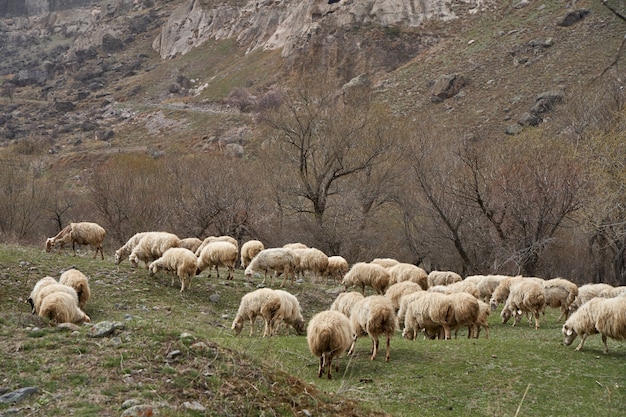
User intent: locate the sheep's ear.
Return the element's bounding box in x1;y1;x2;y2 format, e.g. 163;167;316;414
565;329;573;336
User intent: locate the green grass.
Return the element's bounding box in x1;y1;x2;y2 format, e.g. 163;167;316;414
0;243;624;416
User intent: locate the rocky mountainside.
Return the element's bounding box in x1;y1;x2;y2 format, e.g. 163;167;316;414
0;0;623;164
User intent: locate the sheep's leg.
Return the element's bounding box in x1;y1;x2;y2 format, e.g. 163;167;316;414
575;334;588;351
249;316;256;337
327;354;334;379
227;266;233;280
533;313;540;330
318;355;324;378
215;265;220;278
442;323;451;340
348;335;357;356
601;335;609;354
385;335;391;362
370;336;379;361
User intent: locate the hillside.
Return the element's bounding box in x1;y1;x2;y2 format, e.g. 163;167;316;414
0;0;623;165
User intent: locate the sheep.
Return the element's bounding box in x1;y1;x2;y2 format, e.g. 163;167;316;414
292;247;329;281
599;285;626;298
128;232;181;269
329;291;365;318
384;281;423;312
231;288;282;337
489;276;525;310
464;275;509;302
341;262;392;295
27;276;58;314
348;295;397;362
370;258;399;268
149;247;198;291
180;237;203;253
476;300;491;339
38;291;90;325
402;291;453;340
114;232;149;265
501;279;546;329
272;289;305;335
446;292;480;339
562;296;626;354
325;255;349;283
387;263;429;289
195;235;239;256
240;240;265;268
59;268;91;310
542;277;579;321
196;241;238;280
396;290;429;329
31;282;80;316
283;242;308;250
44;224;71;251
244;248;297;287
46;222;106;259
307;310;353;379
568;283;614;314
442;280;480;299
427;270;462;287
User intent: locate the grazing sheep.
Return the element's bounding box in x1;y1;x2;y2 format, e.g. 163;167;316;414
292;247;329;281
180;237;203;253
348;295;397;362
272;289;305;335
240;240;265;268
504;279;546;329
402;291;453;340
32;282;79;316
464;275;510;303
27;276;58;314
196;241;238;280
490;276;525;310
38;291;90;325
446;292;481;339
427;270;462;288
476;300;491;339
442;280;480;299
129;232;181;269
542;277;579;321
562;297;626;354
114;232;150;265
46;222;106;259
330;291;365;318
387;263;429;289
384;281;423;312
342;262;392;295
599;285;626;298
307;310;353;379
568;283;614;314
231;288;282;337
149;247;198;292
325;255;349;283
59;268;91;310
195;235;239;256
370;258;399;268
244;248;297;287
396;291;429;329
283;242;308;250
44;225;71;251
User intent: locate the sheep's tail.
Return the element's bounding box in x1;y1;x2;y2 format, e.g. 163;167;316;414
370;308;397;335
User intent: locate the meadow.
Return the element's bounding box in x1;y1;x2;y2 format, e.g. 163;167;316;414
0;243;624;416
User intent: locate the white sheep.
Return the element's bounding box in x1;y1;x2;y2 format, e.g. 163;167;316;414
442;280;480;299
272;289;305;335
149;247;198;291
240;240;265;268
599;285;626;298
387;263;429;289
348;295;397;362
427;270;462;287
231;288;282;337
384;281;423;312
325;255;349;283
196;241;238;280
307;310;353;379
195;235;239;256
283;242;308;250
128;232;181;269
370;257;400;268
244;248;297;287
402;291;453;340
562;296;626;354
464;275;509;302
542;277;579;321
46;222;106;259
31;282;80;316
396;290;429;329
59;268;91;310
489;276;526;310
114;232;149;265
27;276;58;314
569;283;613;315
500;279;546;329
342;262;392;295
446;292;481;339
180;237;203;253
476;300;491;339
329;291;365;318
38;291;91;325
292;247;329;281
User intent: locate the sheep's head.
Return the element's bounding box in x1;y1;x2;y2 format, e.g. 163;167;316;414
45;238;54;252
231;317;244;335
500;306;513;324
293;318;306;335
562;324;578;346
114;250;123;265
244;266;253;278
128;254;139;268
489;297;498;311
401;327;415;340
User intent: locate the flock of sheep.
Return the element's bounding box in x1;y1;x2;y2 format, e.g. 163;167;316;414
36;222;626;380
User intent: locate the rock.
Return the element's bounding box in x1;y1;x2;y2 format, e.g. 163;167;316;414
431;74;467;101
0;387;38;403
182;401;206;412
102;34;124;53
56;322;81;332
209;294;220;303
166;350;182;361
518;112;541;127
531;91;564;114
121;404;158;417
505;124;524;135
557;9;591;27
122;399;142;409
88;321;125;338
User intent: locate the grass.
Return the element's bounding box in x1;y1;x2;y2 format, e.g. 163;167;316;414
0;243;624;416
